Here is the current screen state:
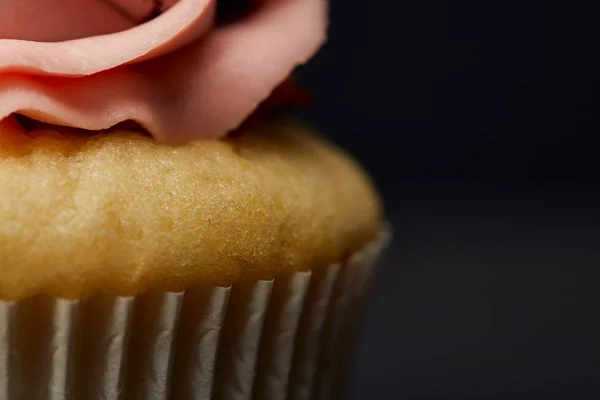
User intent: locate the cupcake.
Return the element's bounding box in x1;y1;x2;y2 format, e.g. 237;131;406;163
0;1;389;399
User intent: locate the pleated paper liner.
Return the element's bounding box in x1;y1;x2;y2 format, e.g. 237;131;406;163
0;226;390;400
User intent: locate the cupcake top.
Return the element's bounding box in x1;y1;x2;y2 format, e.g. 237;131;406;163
0;0;327;144
0;119;382;300
0;2;384;302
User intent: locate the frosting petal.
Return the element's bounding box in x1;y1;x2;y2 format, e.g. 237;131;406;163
0;0;214;76
0;0;327;143
0;0;135;42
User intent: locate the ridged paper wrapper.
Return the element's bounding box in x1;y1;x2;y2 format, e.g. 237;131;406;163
1;227;390;400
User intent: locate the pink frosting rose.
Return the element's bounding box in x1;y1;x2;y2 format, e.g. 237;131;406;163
0;0;327;144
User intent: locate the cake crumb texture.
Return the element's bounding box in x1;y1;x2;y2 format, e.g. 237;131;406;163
0;118;382;300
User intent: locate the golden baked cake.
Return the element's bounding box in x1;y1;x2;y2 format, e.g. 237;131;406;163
0;118;382;300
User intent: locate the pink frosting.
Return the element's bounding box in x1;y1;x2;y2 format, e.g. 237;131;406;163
0;0;327;143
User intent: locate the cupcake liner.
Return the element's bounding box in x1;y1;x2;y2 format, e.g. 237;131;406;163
0;226;390;400
253;272;311;400
315;233;390;400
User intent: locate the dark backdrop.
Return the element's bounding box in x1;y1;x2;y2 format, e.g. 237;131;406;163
297;1;600;399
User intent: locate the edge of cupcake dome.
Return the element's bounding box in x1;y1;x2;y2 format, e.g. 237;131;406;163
0;118;384;300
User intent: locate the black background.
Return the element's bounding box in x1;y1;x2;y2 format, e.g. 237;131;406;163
298;1;600;399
